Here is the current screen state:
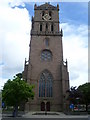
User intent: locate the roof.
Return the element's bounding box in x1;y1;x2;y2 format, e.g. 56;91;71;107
34;3;59;10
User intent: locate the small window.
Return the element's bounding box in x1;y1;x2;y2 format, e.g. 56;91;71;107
45;39;49;46
51;24;53;32
40;24;42;31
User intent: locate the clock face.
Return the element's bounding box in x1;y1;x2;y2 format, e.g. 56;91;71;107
42;13;51;21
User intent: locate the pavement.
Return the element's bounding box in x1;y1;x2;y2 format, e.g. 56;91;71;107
22;111;89;118
1;111;90;120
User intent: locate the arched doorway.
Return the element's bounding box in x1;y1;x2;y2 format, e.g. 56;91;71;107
41;101;50;111
46;102;50;111
41;102;45;111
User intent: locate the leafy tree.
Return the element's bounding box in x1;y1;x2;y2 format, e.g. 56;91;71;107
78;82;90;112
16;73;22;79
66;86;82;105
67;83;90;112
2;75;34;117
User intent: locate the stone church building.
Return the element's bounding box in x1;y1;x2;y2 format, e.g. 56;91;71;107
23;3;69;112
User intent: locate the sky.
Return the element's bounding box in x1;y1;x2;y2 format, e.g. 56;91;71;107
0;0;89;89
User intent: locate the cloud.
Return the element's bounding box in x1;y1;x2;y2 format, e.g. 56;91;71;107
0;1;31;89
61;23;88;87
0;1;88;89
0;77;7;90
8;0;89;4
1;0;89;10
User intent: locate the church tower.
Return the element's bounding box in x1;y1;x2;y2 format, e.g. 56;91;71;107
23;3;69;112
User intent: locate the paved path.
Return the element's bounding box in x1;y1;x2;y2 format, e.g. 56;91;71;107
22;111;88;118
1;117;89;120
1;111;89;120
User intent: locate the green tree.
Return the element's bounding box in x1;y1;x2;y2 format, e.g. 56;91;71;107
16;73;22;79
78;82;90;112
66;86;81;105
2;75;34;117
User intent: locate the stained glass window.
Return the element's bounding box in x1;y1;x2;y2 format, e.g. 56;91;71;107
39;70;53;97
41;50;52;61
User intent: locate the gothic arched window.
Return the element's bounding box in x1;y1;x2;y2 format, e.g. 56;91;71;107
41;50;52;61
40;23;42;31
39;70;53;97
51;24;53;32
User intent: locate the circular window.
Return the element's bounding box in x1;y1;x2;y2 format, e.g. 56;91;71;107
41;50;52;61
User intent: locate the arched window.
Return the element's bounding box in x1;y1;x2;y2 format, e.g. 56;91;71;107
39;70;53;97
40;24;42;31
51;24;53;32
41;50;52;61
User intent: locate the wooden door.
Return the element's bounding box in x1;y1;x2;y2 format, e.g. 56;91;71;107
46;102;50;111
41;102;45;111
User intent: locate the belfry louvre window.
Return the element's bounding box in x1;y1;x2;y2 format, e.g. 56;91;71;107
41;50;52;61
51;24;53;32
39;70;53;97
40;24;42;31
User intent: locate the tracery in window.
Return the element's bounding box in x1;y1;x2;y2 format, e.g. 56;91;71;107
39;70;53;97
41;50;52;61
